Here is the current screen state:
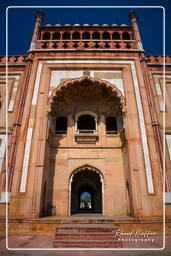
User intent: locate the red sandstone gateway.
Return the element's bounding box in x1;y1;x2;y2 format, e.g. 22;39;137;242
0;11;171;249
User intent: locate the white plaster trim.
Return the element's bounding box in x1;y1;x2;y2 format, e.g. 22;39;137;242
165;192;171;203
166;135;171;159
21;59;154;194
20;128;33;192
0;134;6;174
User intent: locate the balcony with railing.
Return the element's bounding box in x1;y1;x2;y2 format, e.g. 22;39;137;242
34;24;139;51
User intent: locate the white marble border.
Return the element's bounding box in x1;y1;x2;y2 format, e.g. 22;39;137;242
32;64;42;105
1;74;20;112
0;134;6;174
20;128;33;192
20;59;154;194
166;134;171;159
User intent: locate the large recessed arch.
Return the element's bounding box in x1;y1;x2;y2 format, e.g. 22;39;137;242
47;74;126;113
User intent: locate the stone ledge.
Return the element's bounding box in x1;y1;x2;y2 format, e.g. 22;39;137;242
75;133;99;144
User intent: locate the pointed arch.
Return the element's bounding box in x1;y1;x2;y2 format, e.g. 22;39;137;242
48;74;126;112
68;164;104;215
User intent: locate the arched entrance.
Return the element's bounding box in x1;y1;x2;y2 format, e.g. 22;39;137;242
69;165;103;215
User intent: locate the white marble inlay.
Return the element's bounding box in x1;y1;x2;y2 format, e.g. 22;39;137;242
155;83;162;95
159;101;165;112
20;128;33;192
165;192;171;203
0;192;10;203
7;75;20;112
90;71;124;95
107;79;124;95
8;100;14;112
166;135;171;159
32;63;42;105
50;70;83;88
0;135;6;174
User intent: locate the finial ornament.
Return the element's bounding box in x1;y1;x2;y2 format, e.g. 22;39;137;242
35;11;45;22
129;11;137;22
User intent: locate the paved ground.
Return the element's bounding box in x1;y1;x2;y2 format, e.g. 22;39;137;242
0;234;171;256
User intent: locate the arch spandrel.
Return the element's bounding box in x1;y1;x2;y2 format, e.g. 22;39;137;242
47;74;126;112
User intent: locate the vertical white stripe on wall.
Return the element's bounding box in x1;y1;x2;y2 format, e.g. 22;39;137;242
0;135;6;174
155;83;162;95
7;75;20;112
32;63;42;105
166;135;171;159
131;63;154;194
8;100;14;112
159;101;165;112
20;128;33;192
20;63;43;192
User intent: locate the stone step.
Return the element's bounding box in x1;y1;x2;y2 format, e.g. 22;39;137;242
57;223;117;233
53;239;122;248
55;232;116;240
53;223;122;248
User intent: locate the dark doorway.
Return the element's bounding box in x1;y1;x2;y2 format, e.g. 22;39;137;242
77;114;95;133
71;167;102;214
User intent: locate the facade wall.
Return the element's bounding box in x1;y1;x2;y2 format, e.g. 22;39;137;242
0;12;170;220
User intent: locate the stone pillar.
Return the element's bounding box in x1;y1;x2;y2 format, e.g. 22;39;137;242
29;11;44;51
8;58;33;192
31;109;50;218
129;11;144;51
99;113;106;144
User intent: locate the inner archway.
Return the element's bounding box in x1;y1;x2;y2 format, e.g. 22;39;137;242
70;166;103;215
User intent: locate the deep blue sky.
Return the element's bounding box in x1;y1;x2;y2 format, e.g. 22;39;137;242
0;0;171;56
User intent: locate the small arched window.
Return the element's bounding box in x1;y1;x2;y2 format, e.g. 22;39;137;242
56;116;67;134
112;32;120;40
82;31;90;40
106;117;117;134
62;32;70;40
52;32;60;40
77;114;95;133
43;32;51;40
122;32;131;40
92;32;100;40
102;32;110;40
72;32;80;39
